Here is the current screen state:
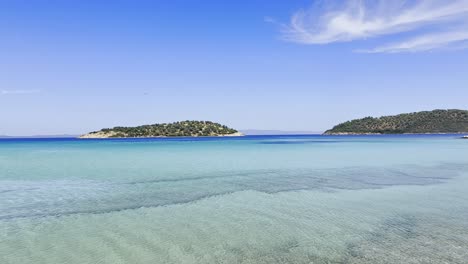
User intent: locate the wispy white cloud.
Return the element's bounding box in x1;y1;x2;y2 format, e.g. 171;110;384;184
264;16;276;24
361;30;468;53
1;89;40;95
281;0;468;53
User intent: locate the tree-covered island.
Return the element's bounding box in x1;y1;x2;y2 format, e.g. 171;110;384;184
324;109;468;135
79;121;243;138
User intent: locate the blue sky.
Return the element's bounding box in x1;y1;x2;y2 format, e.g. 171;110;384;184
1;0;467;135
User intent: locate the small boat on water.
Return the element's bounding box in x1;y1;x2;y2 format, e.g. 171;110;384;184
462;135;468;139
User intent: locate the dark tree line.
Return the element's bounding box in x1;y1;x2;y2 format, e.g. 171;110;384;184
325;109;468;134
95;121;238;137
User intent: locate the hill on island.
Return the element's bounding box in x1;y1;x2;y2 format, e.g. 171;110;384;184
324;109;468;135
80;121;242;138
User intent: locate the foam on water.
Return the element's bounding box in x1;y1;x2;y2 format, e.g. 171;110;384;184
1;135;468;263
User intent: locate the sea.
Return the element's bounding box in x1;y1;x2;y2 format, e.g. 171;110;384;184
1;135;468;263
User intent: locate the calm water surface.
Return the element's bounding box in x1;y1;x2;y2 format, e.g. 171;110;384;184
1;135;468;263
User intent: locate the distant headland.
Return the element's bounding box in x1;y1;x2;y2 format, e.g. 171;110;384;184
324;109;468;135
79;121;243;138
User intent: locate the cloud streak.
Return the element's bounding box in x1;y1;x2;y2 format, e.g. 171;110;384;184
281;0;468;53
1;89;40;95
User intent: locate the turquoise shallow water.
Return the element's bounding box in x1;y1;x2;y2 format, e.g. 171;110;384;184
1;135;468;263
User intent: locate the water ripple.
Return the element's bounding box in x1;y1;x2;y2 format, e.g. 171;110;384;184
1;163;466;220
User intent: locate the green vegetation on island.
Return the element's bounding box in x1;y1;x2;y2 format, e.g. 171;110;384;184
324;109;468;135
80;121;242;138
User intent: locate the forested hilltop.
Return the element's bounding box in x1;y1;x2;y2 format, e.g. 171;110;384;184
324;109;468;135
80;121;242;138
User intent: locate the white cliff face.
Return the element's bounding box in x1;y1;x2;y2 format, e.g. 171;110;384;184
219;132;244;137
78;131;119;139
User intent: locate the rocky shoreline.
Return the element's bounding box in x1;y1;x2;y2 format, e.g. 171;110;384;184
324;132;468;136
